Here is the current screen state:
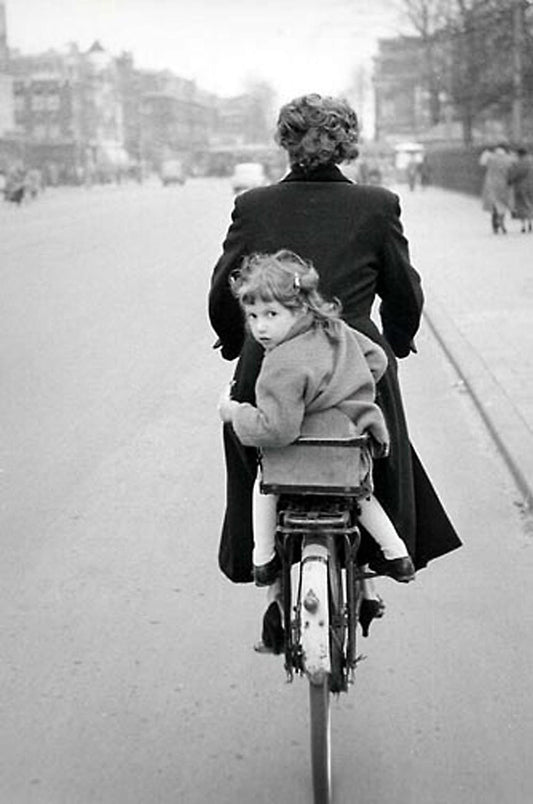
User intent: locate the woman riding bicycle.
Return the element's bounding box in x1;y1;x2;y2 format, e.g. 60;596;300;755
209;93;461;594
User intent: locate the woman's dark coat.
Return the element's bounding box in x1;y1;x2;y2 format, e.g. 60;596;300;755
508;156;533;219
209;164;462;583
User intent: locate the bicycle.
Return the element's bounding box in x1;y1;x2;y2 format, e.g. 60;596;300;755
260;432;378;804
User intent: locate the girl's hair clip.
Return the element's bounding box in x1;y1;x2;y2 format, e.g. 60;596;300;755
293;273;301;290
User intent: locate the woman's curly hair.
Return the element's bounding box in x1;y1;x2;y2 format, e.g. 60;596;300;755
275;94;359;173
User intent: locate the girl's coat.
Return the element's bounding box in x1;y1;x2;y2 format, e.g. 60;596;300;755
233;317;388;449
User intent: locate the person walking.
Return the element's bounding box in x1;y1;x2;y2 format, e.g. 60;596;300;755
417;155;431;189
406;158;418;191
480;144;514;233
508;147;533;233
208;94;461;642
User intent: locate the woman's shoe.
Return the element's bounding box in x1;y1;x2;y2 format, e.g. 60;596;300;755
359;596;386;638
253;553;281;587
254;602;285;654
369;555;416;583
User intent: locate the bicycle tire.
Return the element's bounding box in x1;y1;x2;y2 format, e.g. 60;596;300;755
328;537;346;694
309;678;332;804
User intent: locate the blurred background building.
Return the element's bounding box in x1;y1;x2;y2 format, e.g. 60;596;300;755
0;0;277;183
0;0;14;141
373;1;533;149
1;0;532;192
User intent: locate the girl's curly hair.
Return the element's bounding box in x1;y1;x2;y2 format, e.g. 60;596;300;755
275;94;359;173
230;249;342;331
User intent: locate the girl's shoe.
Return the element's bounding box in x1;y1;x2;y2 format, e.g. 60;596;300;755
359;596;386;637
369;555;415;583
253;553;281;587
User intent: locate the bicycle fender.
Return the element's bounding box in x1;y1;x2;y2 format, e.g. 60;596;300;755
300;543;330;685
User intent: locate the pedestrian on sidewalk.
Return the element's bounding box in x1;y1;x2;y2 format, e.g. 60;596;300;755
508;146;533;233
209;93;462;618
417;154;431;189
480;144;514;234
406;157;418;191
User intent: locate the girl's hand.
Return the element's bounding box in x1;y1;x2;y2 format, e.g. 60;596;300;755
368;431;390;459
371;439;389;459
218;385;238;423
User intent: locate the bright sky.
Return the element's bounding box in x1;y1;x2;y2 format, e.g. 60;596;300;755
4;0;404;101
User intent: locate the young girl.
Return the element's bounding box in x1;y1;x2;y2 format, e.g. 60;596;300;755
217;250;415;593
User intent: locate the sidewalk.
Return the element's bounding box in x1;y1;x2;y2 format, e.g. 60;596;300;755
396;185;533;509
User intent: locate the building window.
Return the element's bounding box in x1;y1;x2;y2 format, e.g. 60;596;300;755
31;93;45;111
46;94;60;111
33;123;46;140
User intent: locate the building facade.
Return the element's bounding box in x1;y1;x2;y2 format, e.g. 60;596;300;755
1;1;273;183
0;0;14;154
8;41;129;182
373;36;430;142
10;44;221;180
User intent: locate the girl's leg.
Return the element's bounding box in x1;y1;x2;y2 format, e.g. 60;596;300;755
358;494;409;560
252;479;278;567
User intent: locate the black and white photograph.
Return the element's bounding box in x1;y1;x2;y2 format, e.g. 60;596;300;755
1;1;533;802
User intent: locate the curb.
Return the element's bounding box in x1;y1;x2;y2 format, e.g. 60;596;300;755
424;296;533;511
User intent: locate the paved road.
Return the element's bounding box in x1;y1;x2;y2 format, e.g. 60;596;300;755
1;180;532;803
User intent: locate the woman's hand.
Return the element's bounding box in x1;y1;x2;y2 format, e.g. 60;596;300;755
218;384;239;423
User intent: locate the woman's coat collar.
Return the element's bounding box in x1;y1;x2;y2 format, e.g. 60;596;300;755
280;164;352;183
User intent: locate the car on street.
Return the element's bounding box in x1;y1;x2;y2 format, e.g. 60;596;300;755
231;162;268;194
160;159;186;186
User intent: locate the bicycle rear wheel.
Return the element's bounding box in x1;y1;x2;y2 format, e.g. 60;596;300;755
309;678;332;804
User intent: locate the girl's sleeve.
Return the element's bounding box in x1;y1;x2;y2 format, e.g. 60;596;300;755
208;198;248;360
232;352;307;448
376;192;424;358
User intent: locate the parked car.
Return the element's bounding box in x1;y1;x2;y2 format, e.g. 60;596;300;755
160;159;186;186
231;162;267;194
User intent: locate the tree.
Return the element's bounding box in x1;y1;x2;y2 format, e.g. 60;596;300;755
395;0;532;144
394;0;451;125
444;0;515;143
